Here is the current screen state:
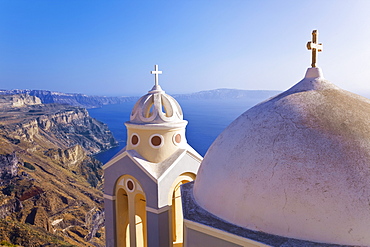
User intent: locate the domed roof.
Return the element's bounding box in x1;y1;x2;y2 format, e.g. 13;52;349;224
193;68;370;246
127;65;187;128
129;85;184;124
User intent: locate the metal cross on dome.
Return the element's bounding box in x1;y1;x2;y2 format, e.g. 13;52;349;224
307;30;323;68
151;65;162;87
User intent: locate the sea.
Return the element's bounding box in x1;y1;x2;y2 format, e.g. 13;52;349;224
88;98;266;164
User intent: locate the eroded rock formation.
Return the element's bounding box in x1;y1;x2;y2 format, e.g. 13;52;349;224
0;97;115;246
0;89;138;108
0;94;41;108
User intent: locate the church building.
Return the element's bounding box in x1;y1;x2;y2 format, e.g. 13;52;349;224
105;30;370;247
103;65;202;247
182;30;370;246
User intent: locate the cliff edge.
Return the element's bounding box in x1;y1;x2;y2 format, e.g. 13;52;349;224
0;95;117;246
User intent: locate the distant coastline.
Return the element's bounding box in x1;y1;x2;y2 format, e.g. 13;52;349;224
0;88;281;109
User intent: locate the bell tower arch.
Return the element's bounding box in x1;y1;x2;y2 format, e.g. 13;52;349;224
115;175;147;247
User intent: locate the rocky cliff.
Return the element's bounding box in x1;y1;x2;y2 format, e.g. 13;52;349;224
0;98;117;246
0;94;41;108
0;103;117;155
0;89;138;109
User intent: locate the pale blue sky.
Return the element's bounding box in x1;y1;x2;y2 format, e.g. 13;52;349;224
1;0;370;96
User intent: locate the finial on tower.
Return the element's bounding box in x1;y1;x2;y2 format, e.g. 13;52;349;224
151;65;162;87
307;30;323;68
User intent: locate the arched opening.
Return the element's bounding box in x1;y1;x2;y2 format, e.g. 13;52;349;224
115;176;147;247
172;182;184;246
135;193;147;247
169;173;196;247
143;97;154;118
161;95;174;117
116;188;129;247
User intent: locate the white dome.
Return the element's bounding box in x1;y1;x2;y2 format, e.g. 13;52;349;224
124;66;189;163
129;84;186;127
193;68;370;246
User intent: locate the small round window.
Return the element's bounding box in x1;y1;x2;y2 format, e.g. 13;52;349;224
131;134;139;146
173;133;182;145
175;134;181;143
149;134;164;148
126;179;135;192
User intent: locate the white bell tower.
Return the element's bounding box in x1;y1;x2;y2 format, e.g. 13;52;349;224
103;65;202;247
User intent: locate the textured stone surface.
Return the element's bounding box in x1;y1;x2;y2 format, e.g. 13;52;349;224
193;70;370;246
182;182;349;247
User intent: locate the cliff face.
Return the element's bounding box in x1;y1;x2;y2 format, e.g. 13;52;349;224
0;103;117;155
0;99;116;246
0;89;138;108
0;94;41;108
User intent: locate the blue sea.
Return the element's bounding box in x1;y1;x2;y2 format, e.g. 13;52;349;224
88;98;265;164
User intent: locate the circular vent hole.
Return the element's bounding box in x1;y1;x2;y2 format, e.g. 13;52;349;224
131;134;139;145
151;136;162;146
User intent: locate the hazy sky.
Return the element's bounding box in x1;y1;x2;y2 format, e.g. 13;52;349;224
1;1;370;96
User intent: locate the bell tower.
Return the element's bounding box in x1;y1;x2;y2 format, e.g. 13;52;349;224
126;65;188;163
103;65;202;247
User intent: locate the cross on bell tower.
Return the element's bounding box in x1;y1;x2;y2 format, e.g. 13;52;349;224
151;65;162;87
307;30;323;68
